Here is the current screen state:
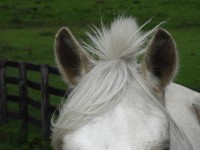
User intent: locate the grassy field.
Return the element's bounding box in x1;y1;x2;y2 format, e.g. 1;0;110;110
0;0;199;87
0;0;200;149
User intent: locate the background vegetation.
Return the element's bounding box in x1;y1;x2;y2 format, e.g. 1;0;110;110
0;0;199;149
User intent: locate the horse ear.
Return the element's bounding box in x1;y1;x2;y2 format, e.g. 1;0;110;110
142;29;178;90
55;27;92;86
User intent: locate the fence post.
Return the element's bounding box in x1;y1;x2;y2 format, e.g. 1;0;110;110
0;60;7;124
41;64;50;137
19;62;28;135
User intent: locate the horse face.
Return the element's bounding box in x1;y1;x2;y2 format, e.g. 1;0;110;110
52;18;177;150
62;98;170;150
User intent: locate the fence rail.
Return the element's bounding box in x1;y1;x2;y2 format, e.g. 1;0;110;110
0;59;70;138
0;59;199;138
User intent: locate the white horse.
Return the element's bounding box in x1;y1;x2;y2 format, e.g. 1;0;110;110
51;17;200;150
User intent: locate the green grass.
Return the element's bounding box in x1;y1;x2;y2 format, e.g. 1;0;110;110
0;119;51;150
0;0;199;87
0;0;200;149
169;28;200;88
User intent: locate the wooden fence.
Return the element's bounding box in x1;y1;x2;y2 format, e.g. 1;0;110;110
0;59;199;139
0;59;70;138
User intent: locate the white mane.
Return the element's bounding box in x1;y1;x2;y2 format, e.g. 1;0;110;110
51;17;190;149
85;17;158;61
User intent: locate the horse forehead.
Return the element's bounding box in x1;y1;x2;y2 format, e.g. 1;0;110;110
63;101;168;150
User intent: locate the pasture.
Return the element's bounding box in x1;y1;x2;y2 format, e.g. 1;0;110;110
0;0;200;149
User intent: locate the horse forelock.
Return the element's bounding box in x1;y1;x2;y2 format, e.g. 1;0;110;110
51;61;132;149
84;16;162;62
